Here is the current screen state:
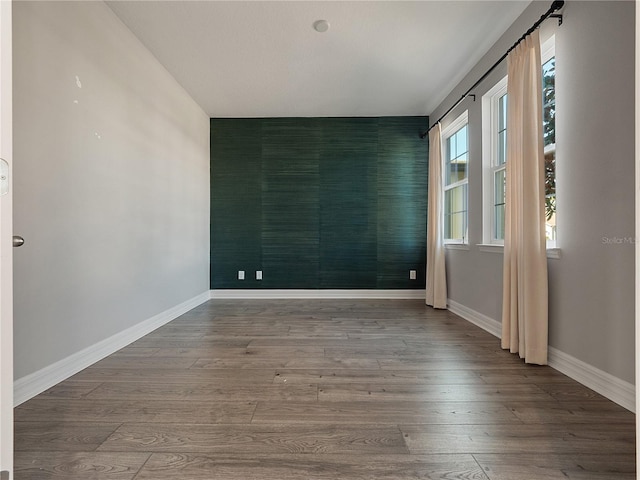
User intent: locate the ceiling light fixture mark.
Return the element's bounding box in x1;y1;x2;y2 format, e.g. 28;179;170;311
313;20;330;33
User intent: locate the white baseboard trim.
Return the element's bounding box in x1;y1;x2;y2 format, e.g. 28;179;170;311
447;299;502;338
548;346;635;412
447;298;635;413
210;289;426;300
13;291;211;407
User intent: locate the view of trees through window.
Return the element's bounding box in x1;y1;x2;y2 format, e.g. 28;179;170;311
542;57;556;242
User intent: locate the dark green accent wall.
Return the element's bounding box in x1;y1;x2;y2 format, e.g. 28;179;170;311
210;116;428;289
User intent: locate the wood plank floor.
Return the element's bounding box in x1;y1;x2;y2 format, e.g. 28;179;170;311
14;299;636;479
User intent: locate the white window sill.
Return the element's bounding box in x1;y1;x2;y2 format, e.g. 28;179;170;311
445;243;470;251
546;248;561;259
476;243;562;259
477;243;503;254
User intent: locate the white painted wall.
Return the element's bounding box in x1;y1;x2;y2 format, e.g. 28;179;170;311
429;1;635;384
12;1;210;381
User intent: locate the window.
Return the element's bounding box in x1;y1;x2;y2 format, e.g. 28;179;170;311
482;77;508;244
442;111;469;244
481;35;556;248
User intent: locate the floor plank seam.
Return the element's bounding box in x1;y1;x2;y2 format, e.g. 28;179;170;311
470;453;491;480
397;425;411;455
130;452;154;480
95;422;126;453
185;357;200;369
249;402;259;424
81;381;106;398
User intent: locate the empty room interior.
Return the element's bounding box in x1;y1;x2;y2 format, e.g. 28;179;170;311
5;0;637;479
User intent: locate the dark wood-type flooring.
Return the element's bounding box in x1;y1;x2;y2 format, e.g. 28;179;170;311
14;299;636;479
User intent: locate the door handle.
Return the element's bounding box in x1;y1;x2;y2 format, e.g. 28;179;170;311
12;236;24;247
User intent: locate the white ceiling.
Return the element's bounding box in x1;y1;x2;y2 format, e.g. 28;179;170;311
106;1;530;118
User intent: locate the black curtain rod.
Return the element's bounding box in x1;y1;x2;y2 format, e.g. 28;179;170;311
420;0;564;139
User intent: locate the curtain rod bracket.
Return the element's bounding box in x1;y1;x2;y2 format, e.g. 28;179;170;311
550;14;563;26
468;94;476;102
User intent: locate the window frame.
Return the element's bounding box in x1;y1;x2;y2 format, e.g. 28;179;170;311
481;76;508;245
441;110;469;245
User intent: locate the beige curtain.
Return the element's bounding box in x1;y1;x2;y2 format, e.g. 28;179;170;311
501;30;548;364
426;123;447;309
